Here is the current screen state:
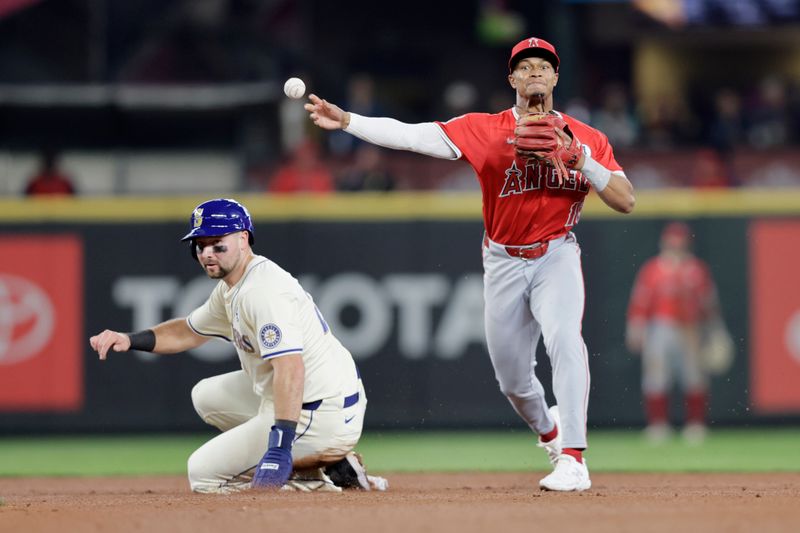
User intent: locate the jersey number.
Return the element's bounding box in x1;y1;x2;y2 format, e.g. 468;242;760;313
566;201;583;227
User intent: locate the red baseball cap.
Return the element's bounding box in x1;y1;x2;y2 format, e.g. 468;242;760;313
661;222;691;240
508;37;560;72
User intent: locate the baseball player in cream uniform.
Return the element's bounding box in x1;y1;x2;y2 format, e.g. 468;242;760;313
90;198;385;493
305;37;635;491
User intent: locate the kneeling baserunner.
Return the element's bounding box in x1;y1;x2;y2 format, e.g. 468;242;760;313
90;198;387;493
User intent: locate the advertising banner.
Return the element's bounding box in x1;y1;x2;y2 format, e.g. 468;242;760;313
750;220;800;413
0;235;84;411
0;216;754;431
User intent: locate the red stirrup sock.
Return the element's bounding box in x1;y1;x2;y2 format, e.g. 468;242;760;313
563;448;583;464
540;425;559;443
685;390;707;424
645;393;669;425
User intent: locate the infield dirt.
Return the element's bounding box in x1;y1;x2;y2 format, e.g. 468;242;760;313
1;473;798;533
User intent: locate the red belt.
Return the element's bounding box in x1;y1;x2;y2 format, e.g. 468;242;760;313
483;235;550;260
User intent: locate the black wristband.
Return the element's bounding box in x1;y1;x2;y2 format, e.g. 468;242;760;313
127;329;156;352
274;419;298;432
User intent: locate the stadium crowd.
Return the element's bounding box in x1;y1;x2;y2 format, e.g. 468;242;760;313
2;0;799;194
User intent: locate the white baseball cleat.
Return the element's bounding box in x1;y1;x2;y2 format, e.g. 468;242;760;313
644;423;673;444
537;405;563;465
282;468;342;492
681;422;707;445
366;474;390;491
539;454;592;492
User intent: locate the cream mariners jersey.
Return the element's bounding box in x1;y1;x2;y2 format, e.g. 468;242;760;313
187;256;359;402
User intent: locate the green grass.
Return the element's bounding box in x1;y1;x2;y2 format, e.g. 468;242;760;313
356;429;800;473
0;429;798;477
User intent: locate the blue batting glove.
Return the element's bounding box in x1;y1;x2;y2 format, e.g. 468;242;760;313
252;422;295;489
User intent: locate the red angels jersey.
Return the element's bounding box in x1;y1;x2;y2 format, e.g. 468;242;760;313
435;108;623;245
627;255;716;325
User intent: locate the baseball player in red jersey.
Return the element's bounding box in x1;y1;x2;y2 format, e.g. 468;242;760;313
306;37;635;491
626;222;723;444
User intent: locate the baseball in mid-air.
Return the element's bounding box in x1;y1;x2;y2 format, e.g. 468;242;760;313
283;77;306;99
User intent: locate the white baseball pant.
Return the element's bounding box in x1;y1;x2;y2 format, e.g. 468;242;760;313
187;369;366;493
482;233;590;449
641;320;706;394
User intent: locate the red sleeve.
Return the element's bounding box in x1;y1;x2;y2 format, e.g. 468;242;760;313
588;130;623;173
435;113;490;171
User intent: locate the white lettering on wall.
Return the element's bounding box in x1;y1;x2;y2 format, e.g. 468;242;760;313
111;272;486;362
385;275;449;359
113;277;179;361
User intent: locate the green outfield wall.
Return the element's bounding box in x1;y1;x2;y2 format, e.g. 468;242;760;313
1;190;799;432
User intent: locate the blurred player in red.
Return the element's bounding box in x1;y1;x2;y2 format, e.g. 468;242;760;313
24;149;76;196
626;222;723;444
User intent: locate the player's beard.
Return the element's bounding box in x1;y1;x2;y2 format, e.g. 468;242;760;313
205;265;229;279
202;261;230;279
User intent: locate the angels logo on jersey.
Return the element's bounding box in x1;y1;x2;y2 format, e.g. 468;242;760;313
259;323;282;349
499;160;590;197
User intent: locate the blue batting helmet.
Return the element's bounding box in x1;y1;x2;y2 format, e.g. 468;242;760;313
181;198;255;245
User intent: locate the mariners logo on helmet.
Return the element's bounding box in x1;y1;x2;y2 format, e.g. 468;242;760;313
181;198;254;244
181;198;255;260
192;208;204;229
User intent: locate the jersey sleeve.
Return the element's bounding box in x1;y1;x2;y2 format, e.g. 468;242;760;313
238;288;304;360
587;129;624;174
187;284;232;341
435;113;488;170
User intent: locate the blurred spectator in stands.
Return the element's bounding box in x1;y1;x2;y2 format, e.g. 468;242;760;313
747;76;793;149
740;149;800;187
591;83;639;148
564;97;592;125
709;88;745;153
442;80;479;118
641;93;700;148
268;139;334;193
328;74;386;157
24;149;76;196
689;148;732;188
742;164;800;188
336;145;396;191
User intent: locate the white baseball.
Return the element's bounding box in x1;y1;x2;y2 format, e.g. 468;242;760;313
283;77;306;99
